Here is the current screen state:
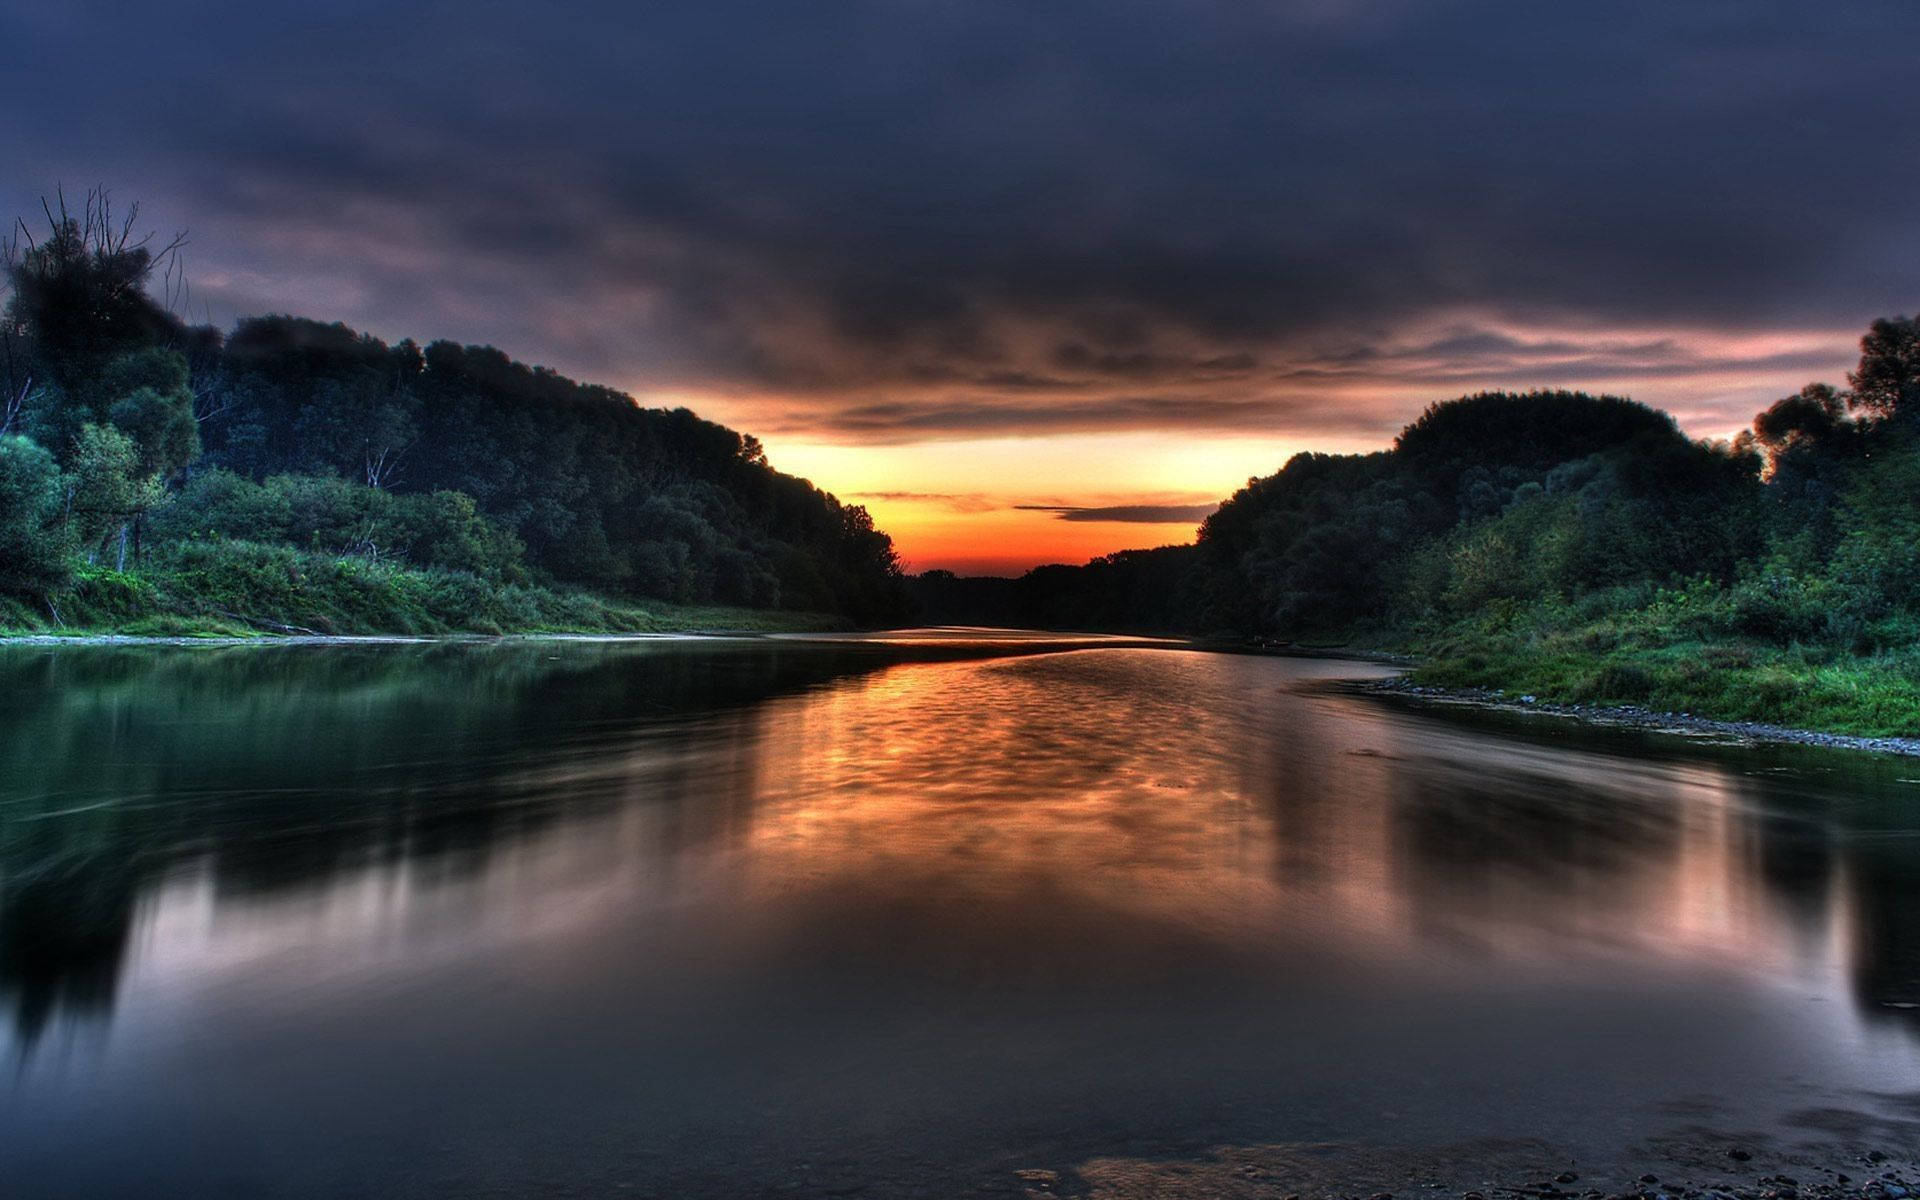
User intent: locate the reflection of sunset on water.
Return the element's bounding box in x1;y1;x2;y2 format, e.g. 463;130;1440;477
6;639;1920;1195
710;653;1887;999
88;648;1911;1029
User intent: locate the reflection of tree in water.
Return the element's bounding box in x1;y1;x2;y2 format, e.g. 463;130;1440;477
1846;843;1920;1030
0;640;956;1047
1378;726;1920;1045
1388;727;1920;1039
1751;810;1835;928
19;639;1920;1055
0;858;136;1047
1382;752;1687;946
1731;762;1920;1034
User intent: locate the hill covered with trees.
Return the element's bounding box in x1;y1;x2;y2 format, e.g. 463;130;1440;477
0;193;908;634
915;314;1920;735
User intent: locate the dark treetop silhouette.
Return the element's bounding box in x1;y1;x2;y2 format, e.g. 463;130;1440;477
0;191;910;632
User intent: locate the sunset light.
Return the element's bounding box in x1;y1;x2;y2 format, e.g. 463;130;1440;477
8;2;1920;1198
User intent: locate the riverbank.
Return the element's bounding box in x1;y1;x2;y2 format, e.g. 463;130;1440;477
1347;676;1920;757
0;627;834;647
0;556;846;640
1338;599;1920;741
1247;610;1920;748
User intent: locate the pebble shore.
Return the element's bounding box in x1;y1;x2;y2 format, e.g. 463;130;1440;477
1351;678;1920;758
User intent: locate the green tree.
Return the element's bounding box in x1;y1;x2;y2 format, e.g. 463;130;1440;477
5;194;913;624
1849;316;1920;421
101;347;199;479
0;435;74;596
67;423;163;569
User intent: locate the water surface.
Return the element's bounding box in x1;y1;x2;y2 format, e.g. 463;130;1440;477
3;634;1919;1197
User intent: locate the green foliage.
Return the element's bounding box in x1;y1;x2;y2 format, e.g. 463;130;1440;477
149;471;526;581
1825;441;1920;613
0;540;844;639
67;423;161;548
1405;597;1920;739
1420;495;1574;614
100;348;199;478
195;318;907;620
0;435;74;596
922;329;1920;732
1848;315;1920;421
3;197;908;627
65;564;164;624
19;339;203;568
1722;558;1830;644
18;188;1920;689
1182;392;1765;640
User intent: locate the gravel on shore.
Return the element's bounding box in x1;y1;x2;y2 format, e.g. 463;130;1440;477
1344;677;1920;758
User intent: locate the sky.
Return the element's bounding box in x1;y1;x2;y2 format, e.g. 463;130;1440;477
5;1;1918;573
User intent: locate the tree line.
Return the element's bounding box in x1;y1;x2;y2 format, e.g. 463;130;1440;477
916;313;1920;655
0;191;910;626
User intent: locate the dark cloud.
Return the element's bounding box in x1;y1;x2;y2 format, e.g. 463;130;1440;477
811;392;1413;440
847;492;998;513
1016;504;1220;524
4;0;1915;442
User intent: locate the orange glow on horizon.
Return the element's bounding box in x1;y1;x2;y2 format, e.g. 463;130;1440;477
757;433;1339;576
640;317;1860;576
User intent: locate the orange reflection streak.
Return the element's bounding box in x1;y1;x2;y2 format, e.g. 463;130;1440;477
711;653;1847;980
109;647;1897;1041
24;637;1920;1199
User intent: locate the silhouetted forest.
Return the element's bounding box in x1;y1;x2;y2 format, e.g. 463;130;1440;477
0;192;909;631
912;387;1774;636
915;314;1920;732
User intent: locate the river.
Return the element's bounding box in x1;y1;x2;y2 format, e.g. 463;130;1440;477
1;632;1918;1197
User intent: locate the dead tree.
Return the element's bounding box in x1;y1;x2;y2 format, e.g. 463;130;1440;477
0;224;39;435
363;441;408;490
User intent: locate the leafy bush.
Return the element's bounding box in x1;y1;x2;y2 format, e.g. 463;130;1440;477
1577;661;1657;704
0;435;75;596
1724;560;1828;643
150;471;526;581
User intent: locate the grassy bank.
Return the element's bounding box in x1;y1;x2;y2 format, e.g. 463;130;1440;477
1384;586;1920;738
0;542;847;639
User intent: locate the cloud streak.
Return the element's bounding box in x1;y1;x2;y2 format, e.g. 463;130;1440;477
1015;504;1220;524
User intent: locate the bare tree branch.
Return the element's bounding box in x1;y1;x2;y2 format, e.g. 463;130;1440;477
192;373;238;425
363;440;409;489
0;369;36;436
